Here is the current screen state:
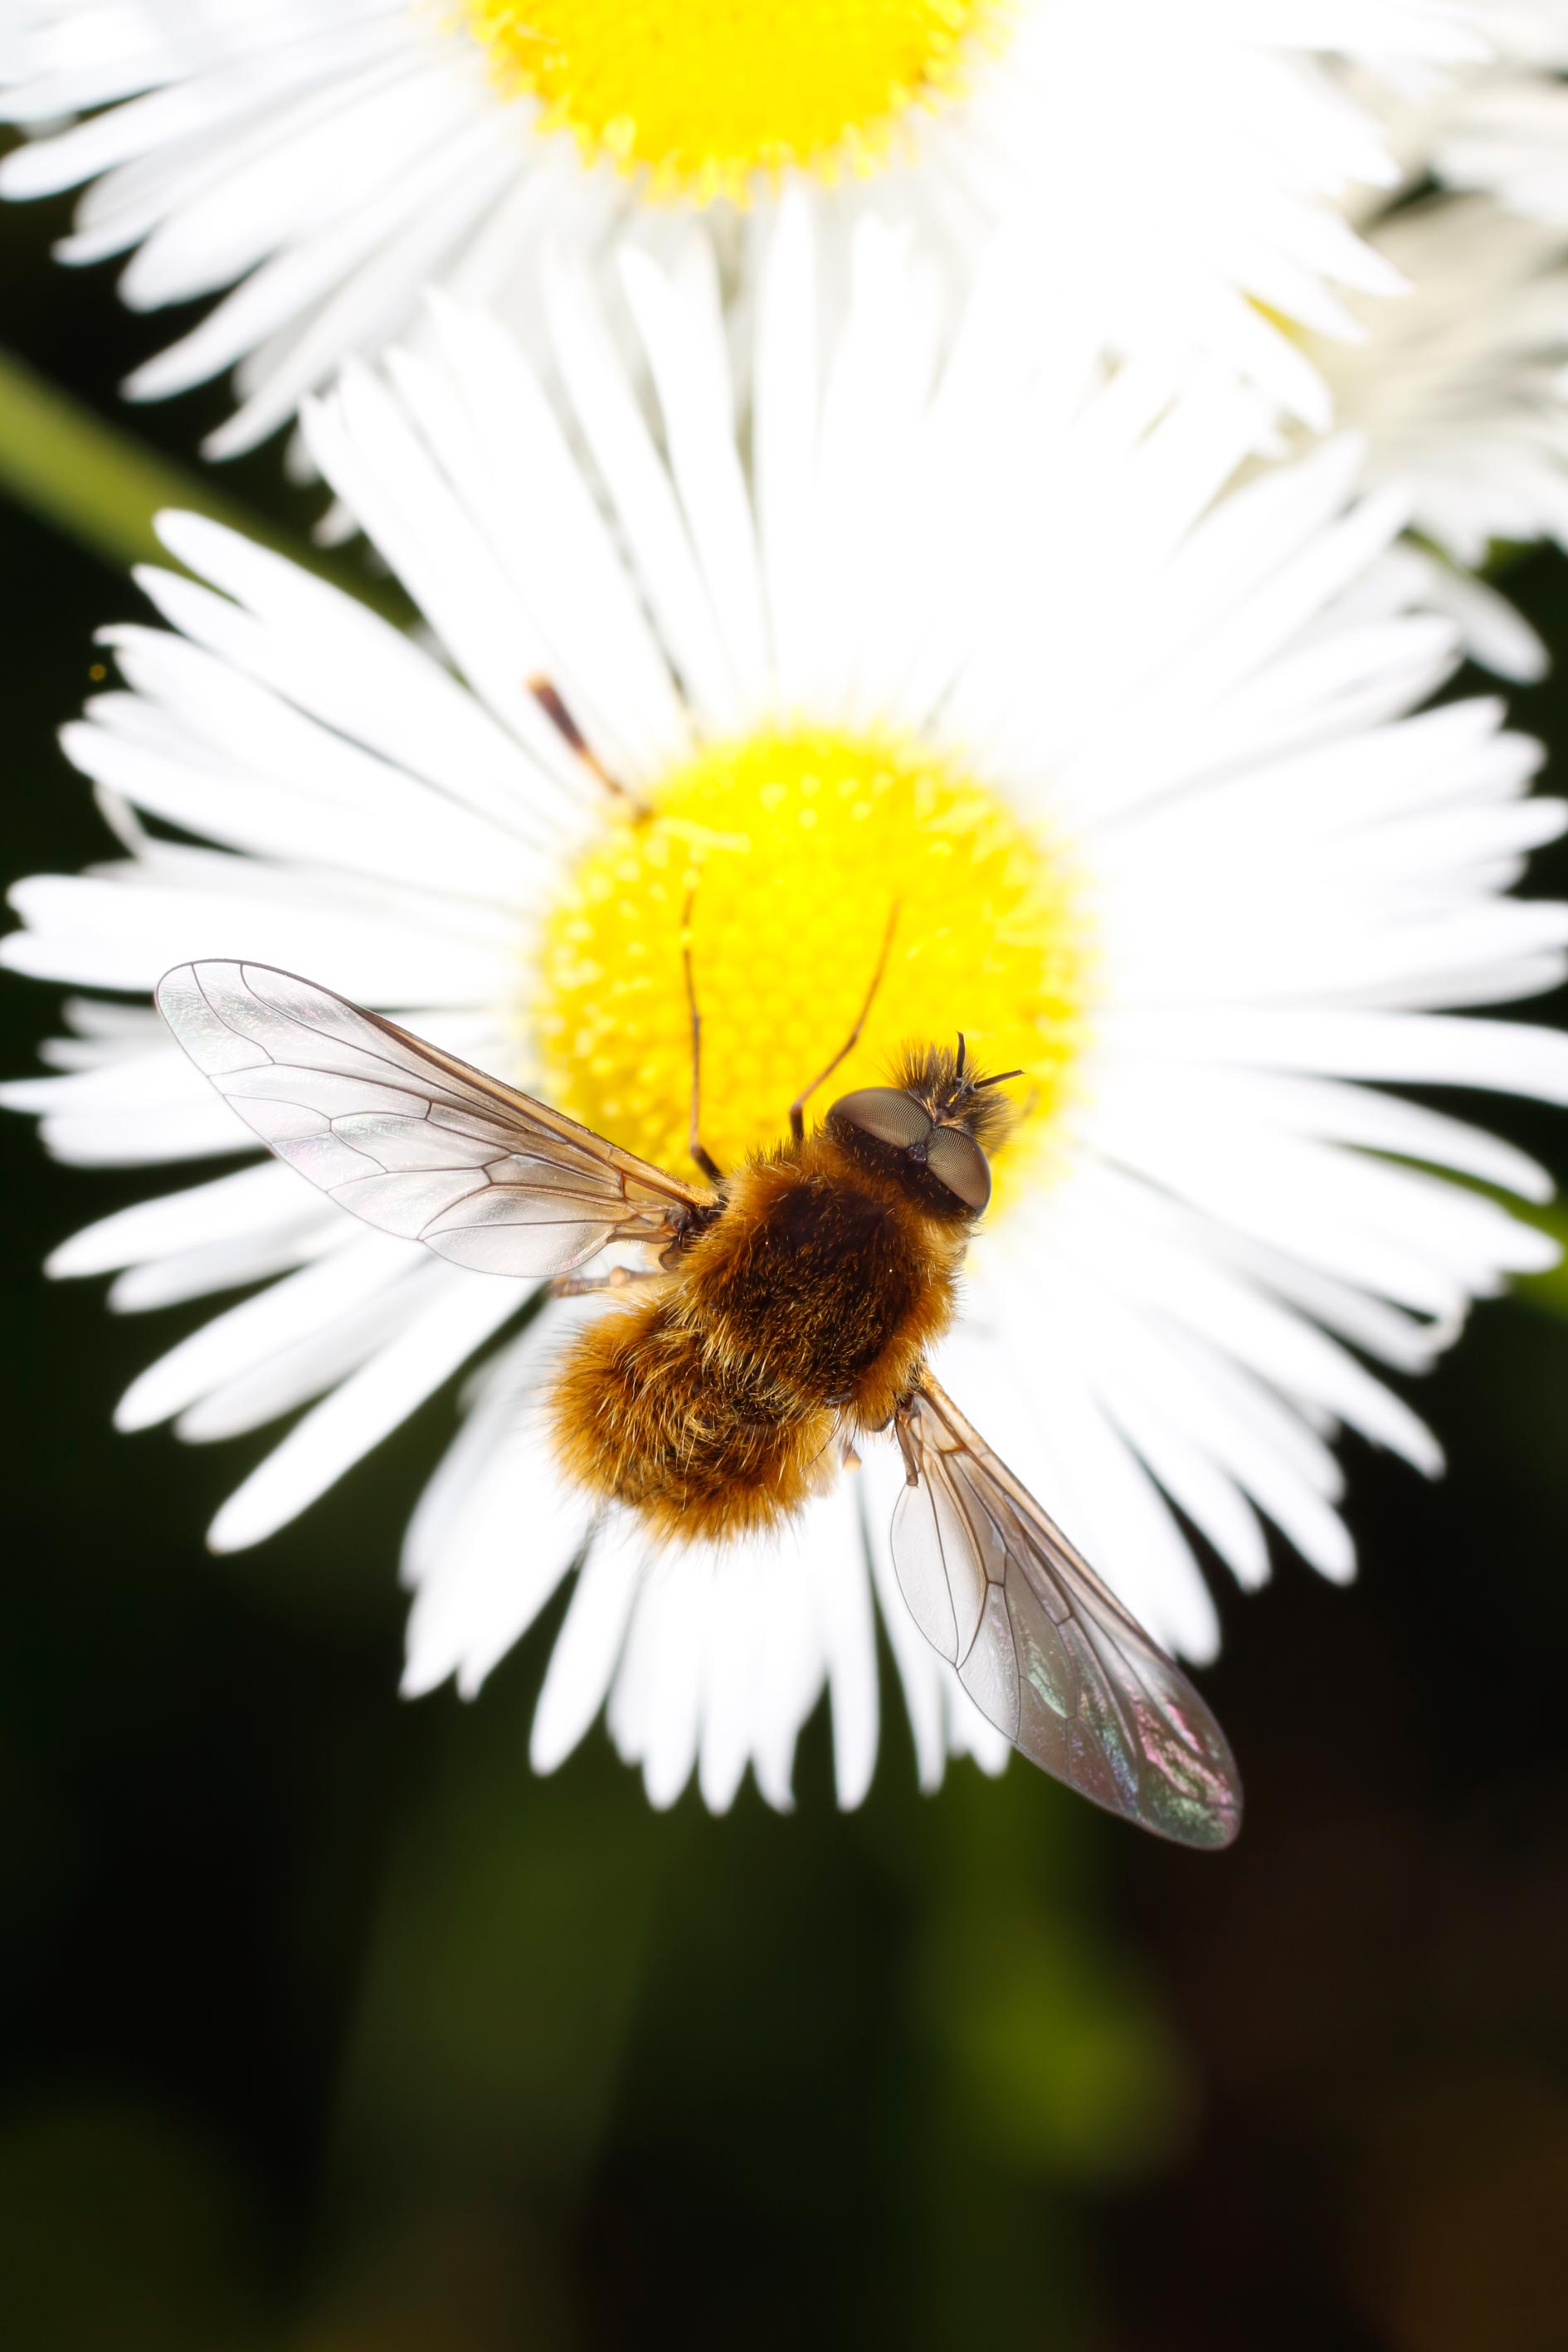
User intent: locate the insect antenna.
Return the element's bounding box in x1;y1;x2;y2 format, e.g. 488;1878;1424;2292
528;674;649;817
680;887;724;1187
788;899;902;1142
954;1030;1022;1096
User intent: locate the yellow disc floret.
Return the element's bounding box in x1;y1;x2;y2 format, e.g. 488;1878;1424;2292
463;0;1007;202
533;725;1089;1216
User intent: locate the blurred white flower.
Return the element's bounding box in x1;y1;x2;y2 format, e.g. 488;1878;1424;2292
1293;1;1568;673
0;0;1483;457
1421;0;1568;226
6;207;1566;1810
1292;191;1568;678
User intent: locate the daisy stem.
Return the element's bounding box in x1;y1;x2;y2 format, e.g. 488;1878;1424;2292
0;346;411;622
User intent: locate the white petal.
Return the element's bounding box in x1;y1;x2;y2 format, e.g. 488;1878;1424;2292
116;1230;414;1430
530;1522;643;1776
46;1161;319;1278
208;1264;525;1552
805;1476;880;1810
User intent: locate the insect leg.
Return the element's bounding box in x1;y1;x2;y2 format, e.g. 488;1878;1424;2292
788;899;901;1142
549;1264;667;1298
528;675;649;817
893;1394;923;1487
680;889;724;1186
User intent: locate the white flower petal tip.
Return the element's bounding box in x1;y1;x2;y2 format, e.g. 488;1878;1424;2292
528;1533;640;1775
752;1764;798;1818
640;1757;692;1814
112;1384;164;1437
395;1322;597;1702
204;1495;270;1557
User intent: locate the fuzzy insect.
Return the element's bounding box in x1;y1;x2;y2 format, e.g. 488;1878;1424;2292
158;959;1242;1848
552;1041;1012;1545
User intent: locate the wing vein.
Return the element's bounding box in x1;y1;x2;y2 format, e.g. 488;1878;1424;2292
887;1374;1242;1848
159;961;710;1283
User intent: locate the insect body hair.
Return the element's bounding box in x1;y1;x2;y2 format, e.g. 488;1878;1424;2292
547;1127;971;1541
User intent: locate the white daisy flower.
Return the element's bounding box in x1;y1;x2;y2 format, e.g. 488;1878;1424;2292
6;207;1566;1812
1260;12;1568;674
1419;1;1568;228
1283;190;1568;680
0;0;1484;460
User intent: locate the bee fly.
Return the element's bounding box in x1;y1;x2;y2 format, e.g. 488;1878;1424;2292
158;950;1241;1848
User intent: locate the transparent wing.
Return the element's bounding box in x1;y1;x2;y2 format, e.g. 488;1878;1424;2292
156;962;711;1279
890;1374;1241;1848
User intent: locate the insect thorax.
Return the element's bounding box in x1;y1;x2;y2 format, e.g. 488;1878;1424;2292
548;1140;965;1541
679;1138;966;1420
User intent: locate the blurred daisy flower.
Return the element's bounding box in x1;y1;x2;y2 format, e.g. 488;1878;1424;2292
1418;0;1568;226
0;0;1483;460
7;207;1566;1810
1291;190;1568;679
1288;7;1568;674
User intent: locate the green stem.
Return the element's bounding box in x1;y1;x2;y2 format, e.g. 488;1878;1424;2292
0;345;407;621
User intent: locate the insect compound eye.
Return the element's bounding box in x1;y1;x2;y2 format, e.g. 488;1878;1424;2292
923;1124;992;1213
826;1087;933;1149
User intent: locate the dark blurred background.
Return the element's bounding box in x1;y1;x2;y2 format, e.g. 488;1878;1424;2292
4;178;1568;2352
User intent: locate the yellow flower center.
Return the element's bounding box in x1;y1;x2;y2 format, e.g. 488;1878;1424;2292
462;0;1007;202
533;724;1089;1216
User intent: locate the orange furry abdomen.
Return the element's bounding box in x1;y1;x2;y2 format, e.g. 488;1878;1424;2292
548;1135;965;1543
